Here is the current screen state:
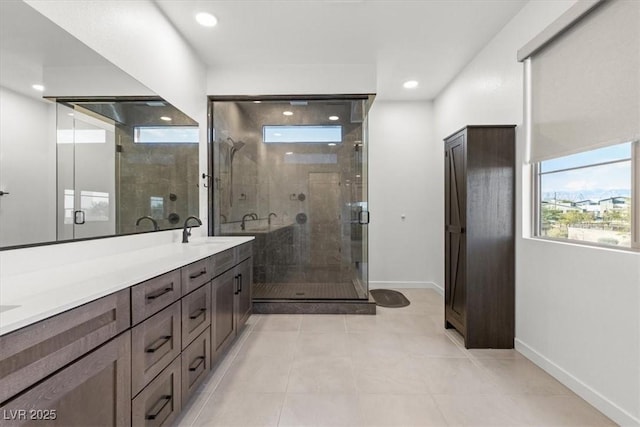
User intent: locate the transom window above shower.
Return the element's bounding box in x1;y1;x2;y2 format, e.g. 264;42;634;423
263;125;342;144
134;126;199;144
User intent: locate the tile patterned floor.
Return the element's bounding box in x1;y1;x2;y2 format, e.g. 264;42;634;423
174;289;616;427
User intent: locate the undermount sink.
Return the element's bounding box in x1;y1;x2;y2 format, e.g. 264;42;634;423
0;305;20;313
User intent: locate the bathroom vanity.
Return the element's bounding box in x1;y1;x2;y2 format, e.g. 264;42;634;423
0;237;253;426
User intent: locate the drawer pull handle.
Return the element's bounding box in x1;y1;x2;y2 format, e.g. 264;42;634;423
189;356;205;372
146;395;172;420
145;335;172;353
189;269;207;279
234;276;239;295
238;273;243;293
189;307;206;320
146;286;173;300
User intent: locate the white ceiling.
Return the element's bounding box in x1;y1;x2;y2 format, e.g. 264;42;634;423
156;0;527;100
0;0;152;100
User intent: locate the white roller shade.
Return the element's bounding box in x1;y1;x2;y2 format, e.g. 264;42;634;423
528;0;640;163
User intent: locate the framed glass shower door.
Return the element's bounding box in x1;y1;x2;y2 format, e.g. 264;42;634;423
56;103;116;240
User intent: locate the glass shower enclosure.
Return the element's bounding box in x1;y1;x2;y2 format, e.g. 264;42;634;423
210;96;372;301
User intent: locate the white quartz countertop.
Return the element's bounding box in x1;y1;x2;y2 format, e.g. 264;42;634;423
0;236;254;337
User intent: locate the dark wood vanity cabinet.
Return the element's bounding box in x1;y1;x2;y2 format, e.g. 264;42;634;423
0;332;132;427
0;241;253;426
444;125;515;349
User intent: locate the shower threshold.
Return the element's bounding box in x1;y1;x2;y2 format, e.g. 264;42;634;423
253;282;359;299
252;282;376;314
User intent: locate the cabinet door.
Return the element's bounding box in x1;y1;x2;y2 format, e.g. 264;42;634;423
444;135;467;333
235;258;252;330
211;269;236;361
0;332;131;427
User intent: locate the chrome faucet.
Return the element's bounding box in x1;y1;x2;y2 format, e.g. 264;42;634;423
135;215;159;231
241;213;257;231
268;212;277;225
182;216;202;243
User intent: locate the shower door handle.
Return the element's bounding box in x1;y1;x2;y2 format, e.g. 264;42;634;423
74;210;85;225
358;210;370;225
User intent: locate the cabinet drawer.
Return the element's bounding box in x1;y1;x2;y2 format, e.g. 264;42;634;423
236;242;252;262
132;356;181;427
0;289;130;404
211;249;235;277
181;283;211;349
132;269;181;325
181;327;210;405
181;258;213;295
132;302;181;396
0;331;131;426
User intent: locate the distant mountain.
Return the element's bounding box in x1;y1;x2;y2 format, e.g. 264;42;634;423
541;189;631;202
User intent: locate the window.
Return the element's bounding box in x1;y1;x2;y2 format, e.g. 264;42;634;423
63;189;111;223
80;191;110;221
535;141;637;249
150;196;164;219
57;129;107;144
263;125;342;144
134;126;198;144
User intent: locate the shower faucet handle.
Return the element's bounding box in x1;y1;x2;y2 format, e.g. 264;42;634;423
0;190;9;196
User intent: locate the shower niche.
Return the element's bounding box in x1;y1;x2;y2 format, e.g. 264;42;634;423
210;97;373;307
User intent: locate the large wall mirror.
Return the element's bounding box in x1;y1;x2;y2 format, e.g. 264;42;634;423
0;1;199;249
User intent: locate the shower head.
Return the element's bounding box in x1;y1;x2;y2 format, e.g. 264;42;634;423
227;137;245;151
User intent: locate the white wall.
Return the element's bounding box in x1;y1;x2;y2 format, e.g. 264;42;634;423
368;101;442;290
208;64;376;96
0;87;56;247
433;1;640;425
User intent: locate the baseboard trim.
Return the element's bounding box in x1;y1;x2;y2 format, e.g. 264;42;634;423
515;338;639;427
369;281;443;295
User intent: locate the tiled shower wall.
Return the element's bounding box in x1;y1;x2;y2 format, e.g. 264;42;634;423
214;101;363;284
117;124;199;234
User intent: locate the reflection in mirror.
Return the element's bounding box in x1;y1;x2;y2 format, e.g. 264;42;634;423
0;0;200;249
56;100;199;240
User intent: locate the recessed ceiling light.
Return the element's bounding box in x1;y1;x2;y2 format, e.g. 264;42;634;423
285;151;293;155
328;143;337;146
160;116;172;121
195;12;218;27
32;84;45;91
329;116;339;121
283;111;293;116
403;80;419;89
253;100;262;104
68;113;74;117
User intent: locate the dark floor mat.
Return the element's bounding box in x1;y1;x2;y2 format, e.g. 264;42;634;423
370;289;410;308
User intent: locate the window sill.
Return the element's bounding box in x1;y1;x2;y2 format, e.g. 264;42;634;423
524;236;639;254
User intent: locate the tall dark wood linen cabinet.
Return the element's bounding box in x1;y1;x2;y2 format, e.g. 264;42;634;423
444;125;515;349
